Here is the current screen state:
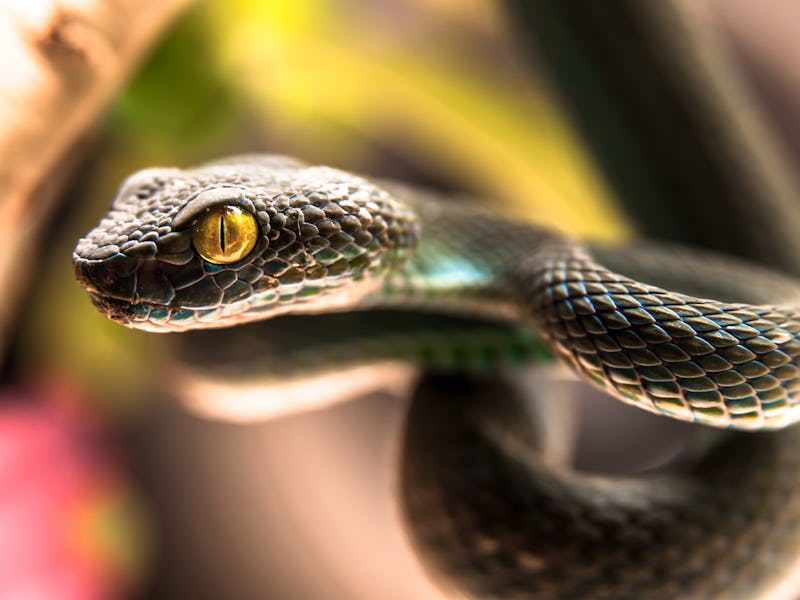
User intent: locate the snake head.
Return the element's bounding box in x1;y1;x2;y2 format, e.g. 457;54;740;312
73;156;419;331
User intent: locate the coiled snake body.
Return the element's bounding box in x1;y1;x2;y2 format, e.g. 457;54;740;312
73;156;800;599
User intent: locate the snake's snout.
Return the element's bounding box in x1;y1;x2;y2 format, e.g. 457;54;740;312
73;254;140;304
73;255;143;325
73;254;176;328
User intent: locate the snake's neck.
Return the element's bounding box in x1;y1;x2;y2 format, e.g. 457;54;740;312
364;186;557;324
378;242;521;323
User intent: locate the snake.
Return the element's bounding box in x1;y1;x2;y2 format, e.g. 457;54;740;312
72;155;800;599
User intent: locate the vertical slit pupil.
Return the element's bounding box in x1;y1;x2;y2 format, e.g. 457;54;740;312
219;212;226;253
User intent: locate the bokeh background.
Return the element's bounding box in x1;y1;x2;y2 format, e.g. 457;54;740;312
3;0;800;598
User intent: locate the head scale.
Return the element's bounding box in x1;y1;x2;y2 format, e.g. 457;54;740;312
73;156;419;331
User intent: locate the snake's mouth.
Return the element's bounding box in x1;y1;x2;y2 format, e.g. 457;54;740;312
85;291;165;326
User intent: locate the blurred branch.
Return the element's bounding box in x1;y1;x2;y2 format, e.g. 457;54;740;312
0;0;193;361
505;0;800;273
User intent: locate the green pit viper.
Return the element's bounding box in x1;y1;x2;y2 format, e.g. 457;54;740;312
73;154;800;599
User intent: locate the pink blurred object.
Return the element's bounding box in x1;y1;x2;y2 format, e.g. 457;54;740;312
0;379;143;600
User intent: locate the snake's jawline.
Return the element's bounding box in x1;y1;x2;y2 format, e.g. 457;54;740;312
88;293;203;333
88;275;389;333
87;292;154;327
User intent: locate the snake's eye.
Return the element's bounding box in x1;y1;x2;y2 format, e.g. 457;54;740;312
191;204;258;264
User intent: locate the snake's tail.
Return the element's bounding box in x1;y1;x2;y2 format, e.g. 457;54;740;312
524;244;800;430
401;371;800;600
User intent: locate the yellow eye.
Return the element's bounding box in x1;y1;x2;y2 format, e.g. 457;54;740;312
192;205;258;264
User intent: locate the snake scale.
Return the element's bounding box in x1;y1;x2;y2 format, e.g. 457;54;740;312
73;156;800;599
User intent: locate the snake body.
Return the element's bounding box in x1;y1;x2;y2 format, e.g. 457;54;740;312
73;156;800;598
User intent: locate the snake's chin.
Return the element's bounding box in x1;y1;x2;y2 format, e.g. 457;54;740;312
86;292;144;327
85;292;184;333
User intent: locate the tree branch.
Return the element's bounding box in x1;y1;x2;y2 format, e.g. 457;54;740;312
0;0;193;359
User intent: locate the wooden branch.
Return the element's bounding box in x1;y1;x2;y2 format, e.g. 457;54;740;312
0;0;193;359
